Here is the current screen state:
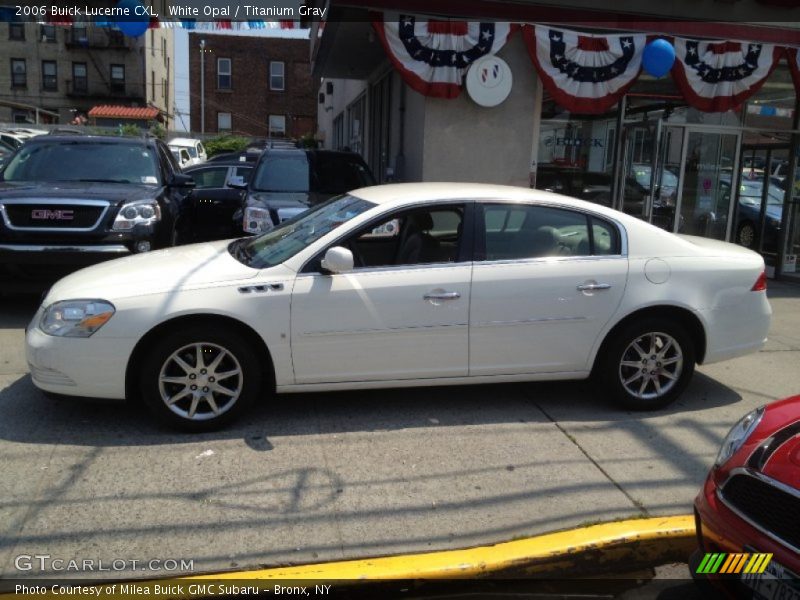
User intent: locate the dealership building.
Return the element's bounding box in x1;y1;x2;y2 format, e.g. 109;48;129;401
312;1;800;278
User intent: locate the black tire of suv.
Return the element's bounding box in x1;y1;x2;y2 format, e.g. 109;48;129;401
598;317;695;411
139;326;261;432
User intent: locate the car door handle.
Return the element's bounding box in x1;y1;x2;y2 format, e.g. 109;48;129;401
423;291;461;301
577;283;612;291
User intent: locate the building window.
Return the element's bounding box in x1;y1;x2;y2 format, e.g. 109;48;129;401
217;112;232;131
151;71;155;100
268;114;286;137
162;77;166;101
40;25;56;42
269;61;285;91
72;62;87;93
217;58;231;90
10;59;26;88
72;22;87;44
162;38;167;67
42;61;57;91
332;113;344;150
9;23;24;41
346;95;366;155
110;64;125;94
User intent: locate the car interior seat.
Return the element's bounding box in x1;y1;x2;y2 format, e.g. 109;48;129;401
395;212;439;265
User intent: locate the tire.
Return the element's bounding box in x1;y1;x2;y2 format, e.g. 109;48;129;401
737;222;756;249
599;317;695;411
139;325;261;431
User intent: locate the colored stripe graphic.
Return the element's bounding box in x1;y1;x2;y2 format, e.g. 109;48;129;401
696;552;773;574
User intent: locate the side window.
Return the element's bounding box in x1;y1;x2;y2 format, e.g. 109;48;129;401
234;166;252;182
591;216;620;256
189;167;228;189
334;205;465;270
481;204;619;260
156;144;177;181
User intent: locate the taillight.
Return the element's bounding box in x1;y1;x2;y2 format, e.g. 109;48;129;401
751;271;767;292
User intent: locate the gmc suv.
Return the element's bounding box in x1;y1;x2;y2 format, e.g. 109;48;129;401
0;135;193;290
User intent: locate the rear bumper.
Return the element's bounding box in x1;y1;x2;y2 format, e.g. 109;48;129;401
699;292;771;364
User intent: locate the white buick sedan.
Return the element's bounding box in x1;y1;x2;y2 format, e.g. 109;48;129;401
26;183;771;431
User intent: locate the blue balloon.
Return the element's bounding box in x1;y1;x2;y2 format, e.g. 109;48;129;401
115;0;149;37
642;39;675;78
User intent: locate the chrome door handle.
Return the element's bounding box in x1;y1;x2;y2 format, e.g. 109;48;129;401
423;291;461;301
577;283;612;291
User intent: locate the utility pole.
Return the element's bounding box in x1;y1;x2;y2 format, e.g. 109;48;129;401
200;38;206;135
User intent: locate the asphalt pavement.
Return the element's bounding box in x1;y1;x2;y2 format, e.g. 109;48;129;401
1;282;799;581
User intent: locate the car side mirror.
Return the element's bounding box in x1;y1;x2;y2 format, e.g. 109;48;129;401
228;178;248;190
169;173;195;188
320;246;354;274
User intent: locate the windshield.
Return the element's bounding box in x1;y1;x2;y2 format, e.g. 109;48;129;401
632;165;678;189
229;194;374;268
740;181;785;205
252;154;310;192
2;141;160;184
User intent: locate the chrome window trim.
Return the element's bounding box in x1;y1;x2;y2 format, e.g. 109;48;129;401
717;466;800;555
0;199;110;232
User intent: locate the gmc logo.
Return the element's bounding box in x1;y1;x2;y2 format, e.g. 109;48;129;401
31;209;74;221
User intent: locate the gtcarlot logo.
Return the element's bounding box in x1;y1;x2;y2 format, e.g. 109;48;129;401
14;554;194;573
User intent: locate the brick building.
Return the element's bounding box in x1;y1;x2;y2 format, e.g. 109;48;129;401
188;33;316;139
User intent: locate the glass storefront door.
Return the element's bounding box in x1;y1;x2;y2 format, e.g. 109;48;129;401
675;129;740;240
619;121;684;231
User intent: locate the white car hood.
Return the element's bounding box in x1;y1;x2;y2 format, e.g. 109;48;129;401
45;240;259;302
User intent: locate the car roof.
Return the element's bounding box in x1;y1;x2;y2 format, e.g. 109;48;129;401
185;162;251;170
22;134;156;146
349;182;626;215
169;138;201;146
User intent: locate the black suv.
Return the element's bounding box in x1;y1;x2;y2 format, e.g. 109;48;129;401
237;149;376;235
0;135;193;288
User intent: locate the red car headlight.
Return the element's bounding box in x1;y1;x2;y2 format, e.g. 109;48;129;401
715;407;765;467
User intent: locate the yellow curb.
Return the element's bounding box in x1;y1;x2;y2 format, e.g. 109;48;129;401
2;515;696;598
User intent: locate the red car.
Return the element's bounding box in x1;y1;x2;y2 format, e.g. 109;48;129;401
693;395;800;599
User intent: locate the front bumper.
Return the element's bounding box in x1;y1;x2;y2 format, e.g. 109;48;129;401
693;472;800;593
26;322;132;400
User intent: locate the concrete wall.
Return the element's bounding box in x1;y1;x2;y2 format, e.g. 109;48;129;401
419;35;538;186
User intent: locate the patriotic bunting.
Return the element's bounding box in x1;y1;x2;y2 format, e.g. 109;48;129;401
522;24;646;114
371;15;515;98
671;38;781;112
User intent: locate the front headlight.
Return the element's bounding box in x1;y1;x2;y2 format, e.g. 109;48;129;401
243;206;274;235
40;300;115;337
715;407;765;467
112;201;161;231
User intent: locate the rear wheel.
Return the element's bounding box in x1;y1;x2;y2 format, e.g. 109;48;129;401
599;318;695;411
737;221;756;248
139;326;261;431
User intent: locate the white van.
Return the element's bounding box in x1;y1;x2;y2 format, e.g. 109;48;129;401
168;138;207;166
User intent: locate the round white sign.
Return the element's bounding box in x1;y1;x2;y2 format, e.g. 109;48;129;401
466;55;513;108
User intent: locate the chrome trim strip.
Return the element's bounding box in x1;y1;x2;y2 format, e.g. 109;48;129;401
717;467;800;554
299;323;468;338
0;244;129;253
0;199;110;232
472;316;587;327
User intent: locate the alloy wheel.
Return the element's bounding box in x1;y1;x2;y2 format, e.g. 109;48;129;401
158;342;243;421
618;332;683;401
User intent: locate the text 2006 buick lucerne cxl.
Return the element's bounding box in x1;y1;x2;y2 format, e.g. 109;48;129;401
26;183;772;431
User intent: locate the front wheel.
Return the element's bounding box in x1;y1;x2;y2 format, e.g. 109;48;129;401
139;326;261;431
599;318;695;411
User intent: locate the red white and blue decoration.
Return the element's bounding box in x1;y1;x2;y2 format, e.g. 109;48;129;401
371;15;515;98
642;39;675;78
522;25;646;114
671;38;781;113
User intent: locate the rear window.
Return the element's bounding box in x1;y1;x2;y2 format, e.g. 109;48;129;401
252;154;310;193
314;155;375;194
